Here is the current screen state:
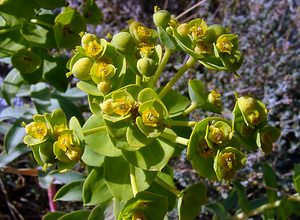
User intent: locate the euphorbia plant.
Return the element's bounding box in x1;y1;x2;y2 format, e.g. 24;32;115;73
22;6;284;220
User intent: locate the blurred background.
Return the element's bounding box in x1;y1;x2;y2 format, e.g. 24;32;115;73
0;0;299;219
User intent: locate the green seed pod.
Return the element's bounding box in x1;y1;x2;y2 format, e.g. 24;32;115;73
81;33;97;47
203;24;226;42
153;9;171;28
176;23;190;36
111;32;136;54
207;90;222;107
98;81;111;95
237;96;267;126
71;57;93;81
100;99;115;115
136;57;157;77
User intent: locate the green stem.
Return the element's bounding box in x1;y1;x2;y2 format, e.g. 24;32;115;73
182;102;198;116
150;47;173;88
231;193;300;220
136;75;142;86
160;131;189;146
154;177;181;197
129;165;139;197
165;119;197;127
158;56;196;99
0;26;19;34
82;126;106;136
30;19;53;28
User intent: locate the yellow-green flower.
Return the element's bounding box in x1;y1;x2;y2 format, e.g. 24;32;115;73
220;152;235;172
85;40;103;57
189;19;208;40
113;97;133;116
197;140;215;158
194;41;212;54
25;122;48;140
208;125;225;144
53;123;67;136
216;35;234;54
57;133;73;152
90;60;115;84
142;107;160;127
65;147;82;161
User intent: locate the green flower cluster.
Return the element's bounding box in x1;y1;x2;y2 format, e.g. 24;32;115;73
23;109;84;170
188;96;280;181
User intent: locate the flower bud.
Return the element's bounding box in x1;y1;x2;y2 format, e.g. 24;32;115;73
100;99;115;115
81;33;97;47
153;9;171;28
176;23;190;36
137;57;157;77
71;57;93;81
111;32;136;54
98;81;111;95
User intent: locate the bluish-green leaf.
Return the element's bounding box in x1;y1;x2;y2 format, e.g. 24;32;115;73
58;210;90;220
42;211;65;220
178;182;207;220
54;180;83;202
83;167;112;206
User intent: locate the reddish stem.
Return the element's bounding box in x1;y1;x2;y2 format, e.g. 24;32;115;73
48;183;57;212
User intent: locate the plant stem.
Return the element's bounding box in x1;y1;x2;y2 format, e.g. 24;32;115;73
154;176;181;197
231;193;300;220
136;75;142;86
48;183;57;212
129;165;139;197
30;19;53;28
160;130;189;146
158;56;196;99
182;102;198;116
82;126;106;136
165;119;197;127
150;47;173;88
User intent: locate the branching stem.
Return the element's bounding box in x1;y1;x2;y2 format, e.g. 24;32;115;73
182;102;199;116
158;56;196;99
160;130;189;146
150;47;173;88
165;119;196;127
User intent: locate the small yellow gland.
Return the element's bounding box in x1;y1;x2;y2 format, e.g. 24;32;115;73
142;107;160;127
247;110;261;125
85;40;103;57
113;97;132;116
66;148;82;161
208;125;224;144
208;90;222;106
136;25;152;42
98;81;111;95
25;122;48;140
216;36;234;54
57;133;73;152
220;152;235;172
138;42;155;57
